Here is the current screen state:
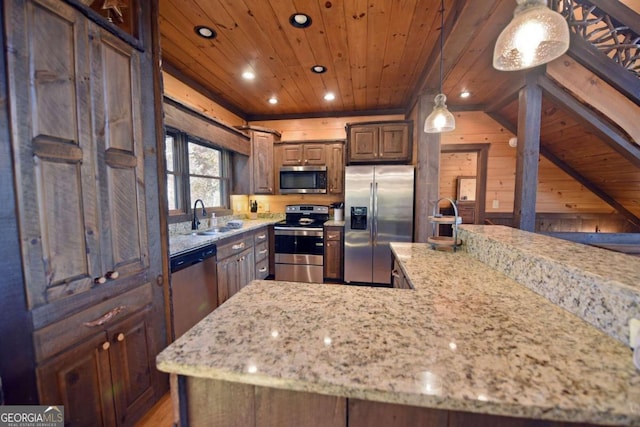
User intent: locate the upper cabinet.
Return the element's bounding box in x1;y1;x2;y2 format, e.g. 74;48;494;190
346;120;413;164
326;143;345;195
233;127;280;195
280;143;326;166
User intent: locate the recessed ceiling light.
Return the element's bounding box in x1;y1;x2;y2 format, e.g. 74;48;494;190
268;97;278;105
460;91;471;98
242;71;256;80
289;13;312;28
324;92;336;101
311;65;327;74
194;26;216;39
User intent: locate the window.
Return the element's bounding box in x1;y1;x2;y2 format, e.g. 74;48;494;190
165;128;230;218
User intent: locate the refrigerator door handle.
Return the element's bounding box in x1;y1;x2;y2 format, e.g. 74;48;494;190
373;182;378;246
369;181;374;245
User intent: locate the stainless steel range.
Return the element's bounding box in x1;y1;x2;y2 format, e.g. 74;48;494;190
274;205;329;283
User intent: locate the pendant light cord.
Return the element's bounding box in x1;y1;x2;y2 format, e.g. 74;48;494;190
439;0;444;94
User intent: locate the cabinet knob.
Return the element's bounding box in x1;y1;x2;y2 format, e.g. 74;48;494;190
105;270;119;280
94;276;107;285
116;333;125;342
258;267;267;272
102;342;111;351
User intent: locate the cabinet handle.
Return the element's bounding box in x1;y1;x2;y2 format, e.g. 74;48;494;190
232;243;245;250
256;234;266;240
258;267;267;272
116;333;125;342
391;270;400;278
327;234;338;239
105;270;119;280
259;249;268;255
102;342;111;351
84;306;126;328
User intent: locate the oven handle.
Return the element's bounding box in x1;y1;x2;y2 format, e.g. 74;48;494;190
274;228;324;236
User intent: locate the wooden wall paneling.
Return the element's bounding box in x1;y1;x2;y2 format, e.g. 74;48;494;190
514;74;543;231
0;0;38;403
184;377;255;427
348;399;448;427
255;386;346;427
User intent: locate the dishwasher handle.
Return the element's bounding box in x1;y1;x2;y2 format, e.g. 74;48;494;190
170;244;217;273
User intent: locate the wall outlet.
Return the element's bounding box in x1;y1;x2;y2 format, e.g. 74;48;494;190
492;199;499;209
630;318;640;348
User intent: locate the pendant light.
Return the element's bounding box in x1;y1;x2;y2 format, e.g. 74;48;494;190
493;0;569;71
424;0;455;133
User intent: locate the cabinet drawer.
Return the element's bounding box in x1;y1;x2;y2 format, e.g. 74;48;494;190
255;240;269;262
253;228;269;244
325;230;342;241
255;257;269;280
217;233;254;260
33;283;153;362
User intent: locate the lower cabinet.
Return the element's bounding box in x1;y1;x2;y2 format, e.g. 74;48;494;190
216;232;257;306
324;226;344;281
391;258;411;289
254;228;270;279
37;307;157;427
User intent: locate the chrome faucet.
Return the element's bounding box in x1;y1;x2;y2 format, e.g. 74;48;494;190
191;199;207;230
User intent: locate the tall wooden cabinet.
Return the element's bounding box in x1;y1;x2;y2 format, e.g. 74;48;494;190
4;0;167;423
233;127;280;195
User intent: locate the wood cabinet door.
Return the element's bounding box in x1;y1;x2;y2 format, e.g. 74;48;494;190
302;144;326;165
108;308;156;426
348;126;378;162
252;131;274;194
91;28;149;282
216;256;239;306
280;144;303;166
326;144;344;194
5;0;102;308
37;332;115;427
238;247;255;289
324;227;343;280
379;123;411;161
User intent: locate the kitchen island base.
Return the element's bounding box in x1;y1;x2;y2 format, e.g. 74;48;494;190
175;376;604;427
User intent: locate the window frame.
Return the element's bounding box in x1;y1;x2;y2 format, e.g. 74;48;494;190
165;127;233;224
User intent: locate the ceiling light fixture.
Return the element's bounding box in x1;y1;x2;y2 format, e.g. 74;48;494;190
194;25;216;39
460;91;471;98
493;0;569;71
424;0;455;133
242;71;255;80
324;92;335;101
311;65;327;74
289;13;312;28
268;97;278;105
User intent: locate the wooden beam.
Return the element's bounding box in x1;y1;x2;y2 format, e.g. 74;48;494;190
539;146;640;229
163;98;251;156
514;73;543;231
415;93;441;243
546;56;640;142
537;74;640;168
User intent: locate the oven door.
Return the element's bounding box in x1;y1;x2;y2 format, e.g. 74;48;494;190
274;228;324;264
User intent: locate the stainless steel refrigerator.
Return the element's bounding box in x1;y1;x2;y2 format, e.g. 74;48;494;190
344;165;414;285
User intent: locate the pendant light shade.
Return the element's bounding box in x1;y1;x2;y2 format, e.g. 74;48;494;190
424;94;455;133
493;0;570;71
424;0;455;134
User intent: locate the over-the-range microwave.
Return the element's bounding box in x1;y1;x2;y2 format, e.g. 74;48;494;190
279;165;327;194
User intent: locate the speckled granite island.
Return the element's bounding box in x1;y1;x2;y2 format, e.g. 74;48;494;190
157;226;640;427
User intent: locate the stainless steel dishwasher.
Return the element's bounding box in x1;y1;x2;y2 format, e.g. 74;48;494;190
169;244;217;339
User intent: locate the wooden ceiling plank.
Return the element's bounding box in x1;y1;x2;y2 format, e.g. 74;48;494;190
540;146;640;228
377;0;420;107
365;0;393;108
344;0;370;109
319;1;356;111
538;75;640;169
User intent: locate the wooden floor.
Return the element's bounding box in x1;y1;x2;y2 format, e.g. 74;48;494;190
135;393;175;427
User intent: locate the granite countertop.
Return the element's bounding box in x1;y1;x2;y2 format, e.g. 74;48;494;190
324;219;345;227
157;241;640;425
169;218;281;256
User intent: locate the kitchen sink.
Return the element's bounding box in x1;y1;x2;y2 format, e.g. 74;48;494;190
193;226;233;236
